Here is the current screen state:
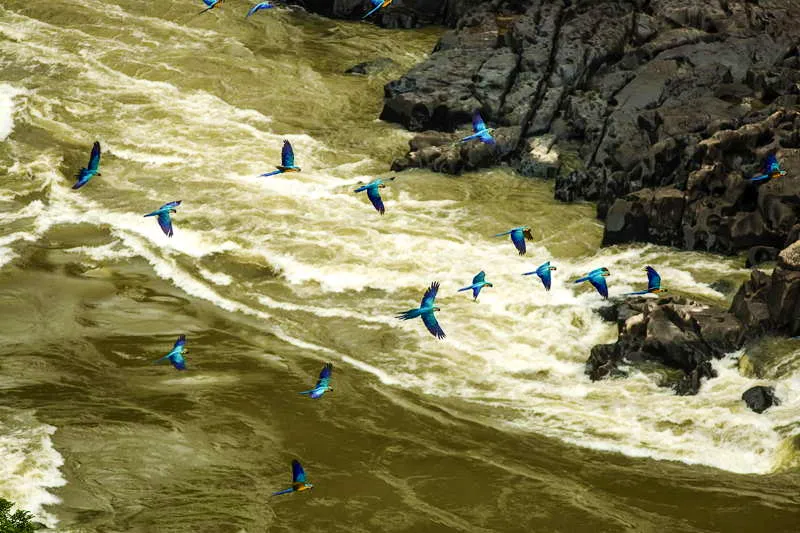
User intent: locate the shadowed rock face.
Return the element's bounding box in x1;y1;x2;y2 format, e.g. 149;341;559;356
742;385;780;413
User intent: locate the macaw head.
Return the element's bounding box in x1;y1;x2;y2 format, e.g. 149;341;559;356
170;209;177;214
379;184;387;188
650;288;668;293
601;269;610;277
549;266;557;271
486;283;494;287
433;307;441;312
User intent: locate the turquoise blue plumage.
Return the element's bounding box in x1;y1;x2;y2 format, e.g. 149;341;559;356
246;2;274;16
272;459;313;496
354;177;395;214
574;267;610;298
72;141;101;190
362;0;393;19
750;153;787;184
199;0;224;14
299;363;333;399
523;261;557;291
153;335;187;370
494;226;531;255
626;266;668;295
458;111;496;145
396;282;445;339
260;140;300;177
458;271;493;300
144;201;181;237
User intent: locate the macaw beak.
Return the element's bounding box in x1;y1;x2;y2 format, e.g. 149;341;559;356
97;172;102;176
602;272;610;277
549;267;557;271
434;307;441;312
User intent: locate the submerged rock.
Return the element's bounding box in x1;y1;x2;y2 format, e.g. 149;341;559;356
345;57;396;75
742;385;780;413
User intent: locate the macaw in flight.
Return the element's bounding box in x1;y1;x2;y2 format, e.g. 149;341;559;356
260;140;301;177
73;141;101;190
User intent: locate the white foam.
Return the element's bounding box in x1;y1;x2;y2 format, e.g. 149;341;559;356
0;84;26;141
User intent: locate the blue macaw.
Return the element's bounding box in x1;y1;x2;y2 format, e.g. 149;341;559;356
457;111;496;145
522;261;557;291
494;226;532;255
458;271;493;301
574;267;610;299
246;2;274;16
153;335;188;370
144;201;181;237
354;177;395;215
396;282;446;339
362;0;393;19
299;363;333;399
750;153;787;184
199;0;224;14
260;140;301;177
626;266;668;296
272;459;313;496
72;141;101;190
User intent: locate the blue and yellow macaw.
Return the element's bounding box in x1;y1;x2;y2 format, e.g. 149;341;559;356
260;140;301;177
457;111;496;145
750;153;787;184
199;0;224;14
144;201;181;237
523;261;557;291
458;271;493;301
299;363;333;399
73;141;101;190
396;282;446;339
574;267;610;299
362;0;393;19
626;266;668;296
153;335;188;370
354;177;395;215
246;2;274;16
494;226;532;255
272;459;313;496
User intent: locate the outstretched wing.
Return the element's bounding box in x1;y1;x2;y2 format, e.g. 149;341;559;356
160;200;181;211
366;187;385;214
292;460;306;484
472;271;486;285
510;230;526;255
247;2;273;16
589;275;609;298
764;153;781;174
472;111;487;133
173;334;186;351
478;131;495;144
420;281;440;308
421;311;446;339
645;266;661;291
537;267;552;291
170;353;187;370
315;363;332;388
472;286;482;300
281;140;295;168
88;141;101;171
157;212;174;237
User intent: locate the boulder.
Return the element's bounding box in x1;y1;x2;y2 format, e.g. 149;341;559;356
345;57;397;75
741;386;780;413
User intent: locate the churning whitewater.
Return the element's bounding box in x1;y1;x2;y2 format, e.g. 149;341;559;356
2;1;800;529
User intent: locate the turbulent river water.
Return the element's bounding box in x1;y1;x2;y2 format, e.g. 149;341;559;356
1;1;799;531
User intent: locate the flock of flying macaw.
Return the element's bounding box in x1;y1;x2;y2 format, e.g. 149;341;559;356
65;1;791;496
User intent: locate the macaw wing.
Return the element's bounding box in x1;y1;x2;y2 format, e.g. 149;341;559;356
173;334;186;351
370;0;383;6
160;200;181;211
764;153;781;174
157;212;174;237
88;141;101;171
203;0;215;6
421;311;446;339
538;269;552;291
589;275;609;298
281;140;295;167
478;131;495;144
170;353;186;370
472;286;482;300
315;363;332;388
472;271;486;285
645;266;661;290
292;460;306;483
366;186;385;214
420;281;440;308
510;230;526;255
472;111;487;134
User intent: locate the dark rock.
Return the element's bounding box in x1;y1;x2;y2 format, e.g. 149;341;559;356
709;279;736;295
730;268;772;335
742;385;780;413
345;57;396;75
745;246;780;268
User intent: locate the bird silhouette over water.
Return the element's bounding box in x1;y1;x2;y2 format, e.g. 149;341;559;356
354;177;395;214
246;1;274;16
575;267;610;299
362;0;393;19
457;111;496;145
495;226;532;255
626;266;668;296
153;335;187;370
260;140;300;177
272;459;313;496
396;282;446;339
299;363;333;399
458;271;493;301
198;0;224;14
73;141;101;190
144;201;181;237
523;261;557;291
750;153;787;184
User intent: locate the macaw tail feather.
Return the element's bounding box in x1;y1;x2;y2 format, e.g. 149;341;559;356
298;390;313;395
260;170;282;177
574;276;588;283
625;290;649;296
152;354;171;364
272;488;294;496
396;308;423;320
521;271;536;276
458;286;473;292
362;4;382;18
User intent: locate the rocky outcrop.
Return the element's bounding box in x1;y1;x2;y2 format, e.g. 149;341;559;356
587;296;745;395
742;385;780;413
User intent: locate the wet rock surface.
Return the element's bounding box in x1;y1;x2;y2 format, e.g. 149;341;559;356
742;385;780;413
